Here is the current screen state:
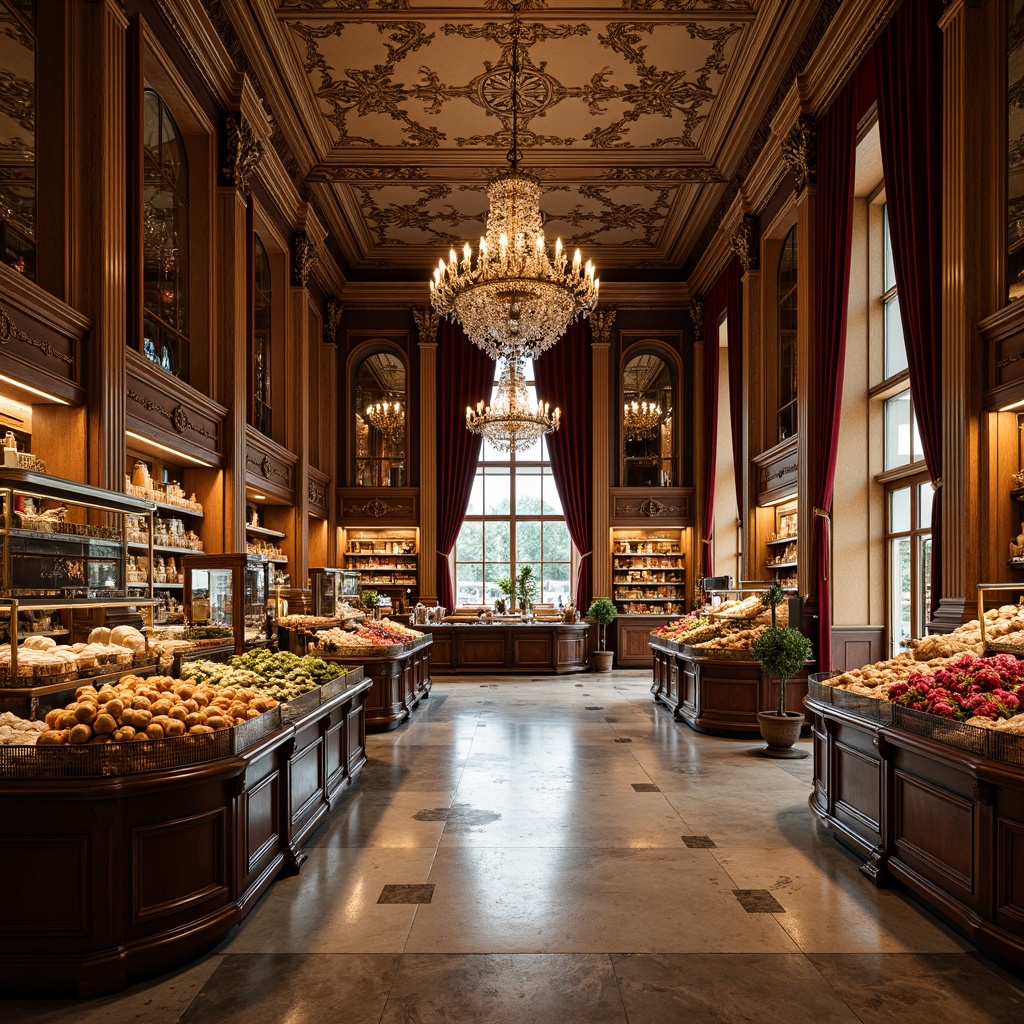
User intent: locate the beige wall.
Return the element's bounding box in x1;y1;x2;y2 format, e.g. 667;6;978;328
713;316;740;582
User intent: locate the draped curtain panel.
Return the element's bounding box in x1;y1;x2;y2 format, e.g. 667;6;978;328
700;255;742;579
874;0;944;619
435;320;496;611
533;320;594;611
724;261;744;536
811;84;858;671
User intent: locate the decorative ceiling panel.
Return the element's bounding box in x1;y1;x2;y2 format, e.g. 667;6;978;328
262;0;807;275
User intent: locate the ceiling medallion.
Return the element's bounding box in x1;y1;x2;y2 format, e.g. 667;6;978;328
466;354;560;454
429;3;598;362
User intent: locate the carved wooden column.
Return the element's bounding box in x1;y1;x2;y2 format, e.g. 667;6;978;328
415;306;440;604
290;231;318;581
931;0;995;631
323;298;343;566
590;309;615;600
80;0;128;491
216;107;263;552
731;213;760;581
784;114;819;603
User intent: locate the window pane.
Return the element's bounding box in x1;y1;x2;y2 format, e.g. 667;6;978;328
484;520;510;562
884;390;912;470
465;471;484;516
516;520;542;562
918;535;932;636
890;537;912;656
484;467;510;515
883;204;897;292
541;564;570;605
890;486;911;534
917;481;933;530
455;561;482;607
484;562;510;606
516;467;543;514
542;469;563;515
542;520;570;562
455;521;482;562
884;297;908;379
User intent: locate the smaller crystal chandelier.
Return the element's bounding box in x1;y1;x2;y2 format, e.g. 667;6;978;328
623;399;662;441
466;356;560;453
364;400;404;434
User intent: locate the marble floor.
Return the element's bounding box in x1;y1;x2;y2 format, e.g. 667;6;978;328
6;672;1024;1023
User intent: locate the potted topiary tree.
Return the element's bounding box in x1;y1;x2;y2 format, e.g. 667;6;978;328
751;588;813;757
587;597;617;671
359;589;379;619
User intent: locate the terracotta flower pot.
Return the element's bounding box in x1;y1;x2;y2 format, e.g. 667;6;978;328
592;650;614;672
755;710;808;759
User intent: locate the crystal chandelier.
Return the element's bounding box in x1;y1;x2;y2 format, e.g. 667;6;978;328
623;400;663;441
364;399;404;434
466;355;560;453
429;6;598;361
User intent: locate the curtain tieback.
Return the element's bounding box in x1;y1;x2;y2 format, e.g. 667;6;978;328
931;478;942;491
579;550;592;558
813;507;832;583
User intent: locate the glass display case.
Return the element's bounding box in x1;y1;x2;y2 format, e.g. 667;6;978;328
309;567;349;618
182;553;273;654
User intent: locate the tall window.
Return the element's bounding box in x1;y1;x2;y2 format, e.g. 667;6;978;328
454;359;571;608
0;0;36;278
142;87;189;379
777;225;798;442
880;203;930;652
253;234;272;437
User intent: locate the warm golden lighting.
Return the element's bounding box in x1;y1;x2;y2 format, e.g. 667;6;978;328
623;400;663;440
364;399;404;434
466;356;560;453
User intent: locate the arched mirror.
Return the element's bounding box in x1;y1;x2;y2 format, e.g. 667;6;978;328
354;350;407;487
622;350;676;487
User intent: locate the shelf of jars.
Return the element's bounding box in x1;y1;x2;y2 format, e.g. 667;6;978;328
245;508;288;564
341;528;419;599
762;500;797;587
611;528;686;616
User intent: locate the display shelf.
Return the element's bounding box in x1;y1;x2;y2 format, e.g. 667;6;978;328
128;541;204;557
765;560;797;570
152;499;204;518
610;527;687;615
128;581;183;590
341;527;419;611
246;523;286;539
765;535;798;546
762;500;798;580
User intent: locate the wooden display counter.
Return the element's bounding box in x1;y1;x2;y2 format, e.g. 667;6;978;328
650;638;813;736
0;672;372;996
616;615;673;668
318;635;432;732
806;682;1024;969
419;622;590;675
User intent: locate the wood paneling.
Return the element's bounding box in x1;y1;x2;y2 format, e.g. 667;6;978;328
610;488;694;526
245;424;298;503
830;626;885;672
752;437;798;507
337;487;419;526
0;837;89;935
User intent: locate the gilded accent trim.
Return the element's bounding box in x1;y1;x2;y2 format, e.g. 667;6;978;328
292;232;319;287
412;305;440;345
0;304;74;366
346;497;412;518
325;296;343;342
589;307;617;346
689;296;704;340
996;349;1024;371
127;389;218;442
730;213;759;273
309;479;327;506
782;114;818;195
247;452;289;483
617;497;688;517
221;112;264;195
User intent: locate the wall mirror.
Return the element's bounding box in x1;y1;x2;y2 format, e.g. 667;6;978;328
354;350;407;487
622;350;676;487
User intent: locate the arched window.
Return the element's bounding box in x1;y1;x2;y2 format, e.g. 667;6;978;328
454;358;571;610
253;234;272;437
142;87;189;379
353;350;407;487
0;0;36;279
621;348;676;487
777;224;798;442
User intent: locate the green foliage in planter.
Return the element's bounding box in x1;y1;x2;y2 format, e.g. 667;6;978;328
760;579;786;626
359;589;379;611
751;625;813;715
586;596;618;651
515;565;538;611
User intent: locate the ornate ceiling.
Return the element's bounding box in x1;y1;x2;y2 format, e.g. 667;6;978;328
258;0;822;281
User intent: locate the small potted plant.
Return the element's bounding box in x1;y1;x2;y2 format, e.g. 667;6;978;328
495;574;513;614
515;565;538;619
586;597;618;671
359;589;379;618
751;588;813;756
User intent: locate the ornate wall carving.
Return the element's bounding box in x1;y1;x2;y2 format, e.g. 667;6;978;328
782;113;818;196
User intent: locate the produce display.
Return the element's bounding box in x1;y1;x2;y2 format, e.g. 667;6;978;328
312;619;423;654
34;674;278;746
183;624;233;640
651;600;788;655
0;629;148;683
277;608;360;629
181;649;340;702
0;711;48;745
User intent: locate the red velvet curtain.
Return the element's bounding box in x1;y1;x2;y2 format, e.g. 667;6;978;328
533;320;593;610
700;256;742;578
812;85;858;671
724;263;744;541
874;0;944;619
436;320;496;611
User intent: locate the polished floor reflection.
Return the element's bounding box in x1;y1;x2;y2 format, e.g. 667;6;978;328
6;673;1023;1022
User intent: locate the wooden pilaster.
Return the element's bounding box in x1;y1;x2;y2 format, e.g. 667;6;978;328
289;288;311;583
416;307;440;604
591;323;612;600
739;266;760;581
